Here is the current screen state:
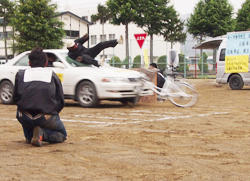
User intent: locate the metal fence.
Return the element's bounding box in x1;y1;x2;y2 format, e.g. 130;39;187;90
101;38;216;79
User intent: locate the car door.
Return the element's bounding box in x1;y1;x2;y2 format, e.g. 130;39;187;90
8;53;31;85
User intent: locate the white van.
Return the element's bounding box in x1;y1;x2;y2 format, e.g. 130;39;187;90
194;32;250;90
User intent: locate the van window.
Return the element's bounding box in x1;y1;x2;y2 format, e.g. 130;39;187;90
219;49;225;61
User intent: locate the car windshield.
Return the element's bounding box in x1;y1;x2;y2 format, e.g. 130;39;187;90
59;52;92;67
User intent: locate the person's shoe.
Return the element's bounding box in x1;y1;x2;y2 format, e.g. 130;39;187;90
98;57;105;66
117;35;123;44
31;126;43;147
25;138;31;144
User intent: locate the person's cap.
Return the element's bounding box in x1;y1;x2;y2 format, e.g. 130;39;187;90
66;39;75;48
150;63;157;68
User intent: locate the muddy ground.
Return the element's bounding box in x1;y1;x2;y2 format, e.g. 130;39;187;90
1;79;250;181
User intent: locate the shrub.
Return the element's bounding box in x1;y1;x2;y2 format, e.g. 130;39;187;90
157;55;167;70
198;52;208;73
177;54;189;73
110;56;122;68
132;55;141;68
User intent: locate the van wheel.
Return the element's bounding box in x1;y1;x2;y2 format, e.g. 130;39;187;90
229;74;244;90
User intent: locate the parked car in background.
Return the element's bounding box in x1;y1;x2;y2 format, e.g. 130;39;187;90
0;60;6;65
0;49;153;107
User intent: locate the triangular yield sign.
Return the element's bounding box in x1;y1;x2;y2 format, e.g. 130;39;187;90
134;33;147;48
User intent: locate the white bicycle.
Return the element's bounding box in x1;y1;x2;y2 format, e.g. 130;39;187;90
138;70;198;107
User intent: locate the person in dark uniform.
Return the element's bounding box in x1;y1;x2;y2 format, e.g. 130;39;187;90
46;53;57;67
149;63;166;88
66;33;123;67
13;47;67;147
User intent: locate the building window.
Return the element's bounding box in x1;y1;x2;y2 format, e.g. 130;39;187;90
109;34;115;40
0;31;13;40
100;34;106;42
91;35;97;45
65;30;79;39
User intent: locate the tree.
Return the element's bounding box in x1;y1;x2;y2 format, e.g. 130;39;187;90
187;0;234;70
10;0;65;54
204;0;234;37
161;9;186;49
0;0;15;61
235;0;250;31
106;0;137;64
91;4;111;56
186;0;207;43
186;1;207;70
135;0;174;63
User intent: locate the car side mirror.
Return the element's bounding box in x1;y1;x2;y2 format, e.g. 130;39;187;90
53;62;66;69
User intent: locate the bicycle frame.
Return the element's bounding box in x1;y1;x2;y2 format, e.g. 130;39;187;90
141;78;193;98
137;68;198;107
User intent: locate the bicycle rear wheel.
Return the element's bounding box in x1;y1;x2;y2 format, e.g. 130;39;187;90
168;82;198;107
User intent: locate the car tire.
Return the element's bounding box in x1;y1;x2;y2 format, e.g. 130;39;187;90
229;74;244;90
76;81;99;108
0;80;14;104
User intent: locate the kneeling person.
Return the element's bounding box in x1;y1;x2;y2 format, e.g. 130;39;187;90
13;47;67;147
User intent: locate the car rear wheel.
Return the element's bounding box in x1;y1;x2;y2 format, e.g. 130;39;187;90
229;74;244;90
0;80;14;104
76;81;99;108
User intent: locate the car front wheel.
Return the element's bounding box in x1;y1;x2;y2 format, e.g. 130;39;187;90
0;80;14;104
76;81;99;108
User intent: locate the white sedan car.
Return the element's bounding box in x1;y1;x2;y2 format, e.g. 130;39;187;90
0;49;153;107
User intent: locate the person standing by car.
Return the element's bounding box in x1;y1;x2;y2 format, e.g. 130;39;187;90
46;53;57;67
66;33;123;67
13;47;67;147
149;63;166;89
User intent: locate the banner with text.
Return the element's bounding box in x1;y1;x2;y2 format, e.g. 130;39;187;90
225;32;250;73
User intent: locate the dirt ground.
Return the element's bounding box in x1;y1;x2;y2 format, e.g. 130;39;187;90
1;79;250;181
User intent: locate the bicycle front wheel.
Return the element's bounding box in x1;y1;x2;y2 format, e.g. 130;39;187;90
168;82;198;107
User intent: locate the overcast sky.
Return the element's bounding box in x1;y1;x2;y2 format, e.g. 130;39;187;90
52;0;245;15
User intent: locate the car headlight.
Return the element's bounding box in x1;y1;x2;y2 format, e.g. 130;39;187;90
102;77;129;83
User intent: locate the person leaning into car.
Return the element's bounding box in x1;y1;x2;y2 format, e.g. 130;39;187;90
13;47;67;147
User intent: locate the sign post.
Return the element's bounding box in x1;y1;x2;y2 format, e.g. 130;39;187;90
134;33;147;68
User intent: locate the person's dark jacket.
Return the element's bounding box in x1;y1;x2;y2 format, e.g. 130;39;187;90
13;68;64;115
157;72;166;88
68;36;88;60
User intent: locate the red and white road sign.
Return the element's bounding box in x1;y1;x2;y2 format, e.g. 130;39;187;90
134;33;147;48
